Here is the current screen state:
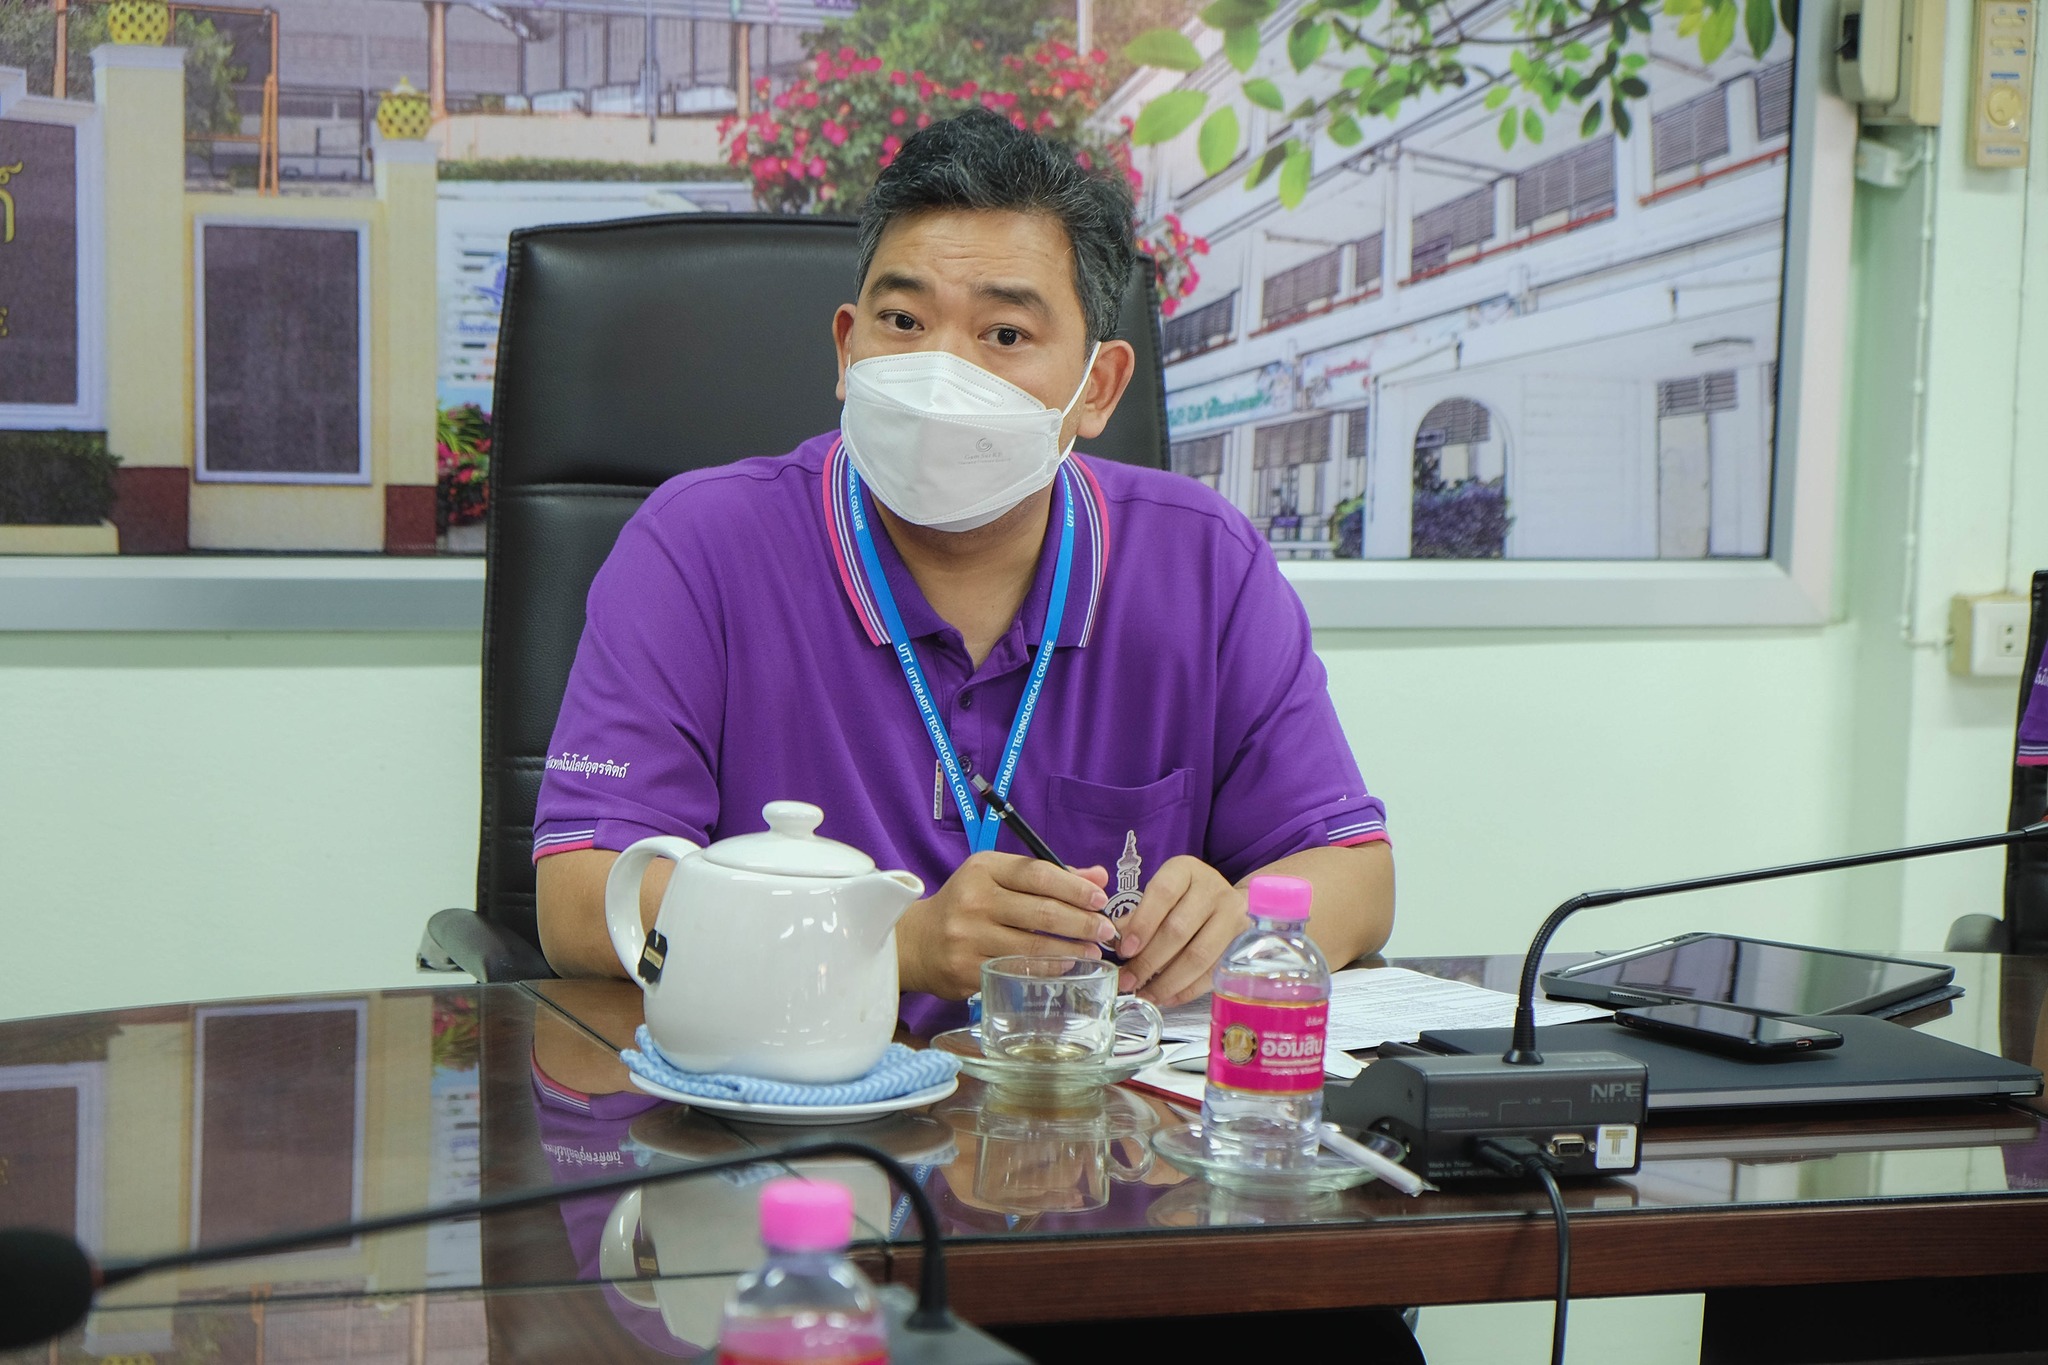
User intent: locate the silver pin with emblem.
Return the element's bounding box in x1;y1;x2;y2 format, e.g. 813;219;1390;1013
1101;831;1143;925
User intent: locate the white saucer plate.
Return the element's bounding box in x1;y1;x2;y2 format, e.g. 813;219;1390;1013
626;1074;960;1125
932;1027;1162;1094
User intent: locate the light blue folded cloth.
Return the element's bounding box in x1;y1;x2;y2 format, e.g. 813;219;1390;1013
622;1027;960;1106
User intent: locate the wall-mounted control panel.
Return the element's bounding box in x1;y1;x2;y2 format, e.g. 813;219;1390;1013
1973;1;2036;166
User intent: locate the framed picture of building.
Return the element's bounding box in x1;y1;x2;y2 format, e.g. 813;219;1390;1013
0;0;1851;633
1115;0;1851;627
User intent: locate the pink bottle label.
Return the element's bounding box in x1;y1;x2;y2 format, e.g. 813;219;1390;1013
1206;992;1328;1095
718;1347;885;1365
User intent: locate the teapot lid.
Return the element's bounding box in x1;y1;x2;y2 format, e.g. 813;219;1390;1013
703;801;877;878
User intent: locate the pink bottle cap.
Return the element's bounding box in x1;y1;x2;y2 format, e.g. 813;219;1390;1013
758;1178;855;1251
1246;874;1313;921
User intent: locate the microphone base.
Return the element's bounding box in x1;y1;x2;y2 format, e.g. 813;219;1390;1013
1324;1051;1648;1182
881;1288;1036;1364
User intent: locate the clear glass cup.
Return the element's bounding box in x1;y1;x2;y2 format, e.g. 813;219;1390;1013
978;955;1164;1064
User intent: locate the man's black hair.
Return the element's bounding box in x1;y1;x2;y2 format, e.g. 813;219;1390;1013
855;108;1136;344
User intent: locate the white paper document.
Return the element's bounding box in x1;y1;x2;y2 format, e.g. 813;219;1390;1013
1157;966;1611;1051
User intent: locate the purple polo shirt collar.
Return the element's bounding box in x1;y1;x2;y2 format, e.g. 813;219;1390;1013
821;437;1111;655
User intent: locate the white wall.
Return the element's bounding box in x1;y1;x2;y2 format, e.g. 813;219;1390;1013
4;2;2045;1024
0;632;479;1020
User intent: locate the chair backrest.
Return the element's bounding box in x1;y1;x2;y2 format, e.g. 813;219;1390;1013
477;213;1170;951
2009;569;2048;952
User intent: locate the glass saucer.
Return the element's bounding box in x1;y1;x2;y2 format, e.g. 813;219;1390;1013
1149;1120;1405;1196
931;1027;1162;1096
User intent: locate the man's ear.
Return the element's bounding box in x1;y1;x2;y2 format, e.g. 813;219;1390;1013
832;304;858;402
1074;340;1137;442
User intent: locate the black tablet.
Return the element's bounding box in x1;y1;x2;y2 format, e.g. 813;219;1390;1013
1540;933;1956;1017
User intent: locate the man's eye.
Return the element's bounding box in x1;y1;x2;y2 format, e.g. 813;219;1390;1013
884;312;918;331
991;327;1022;346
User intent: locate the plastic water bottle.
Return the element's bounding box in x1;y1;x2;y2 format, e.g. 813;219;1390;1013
717;1178;889;1365
1201;874;1331;1171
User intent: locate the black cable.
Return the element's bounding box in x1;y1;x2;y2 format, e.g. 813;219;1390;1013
1472;1138;1571;1365
1532;1163;1570;1365
93;1140;953;1331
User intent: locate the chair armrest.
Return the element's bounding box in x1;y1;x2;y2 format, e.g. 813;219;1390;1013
1944;913;2010;954
427;907;559;982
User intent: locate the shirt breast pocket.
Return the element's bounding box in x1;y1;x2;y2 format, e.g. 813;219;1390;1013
1042;769;1198;929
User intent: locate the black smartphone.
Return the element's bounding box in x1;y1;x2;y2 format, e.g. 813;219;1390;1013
1614;1003;1844;1056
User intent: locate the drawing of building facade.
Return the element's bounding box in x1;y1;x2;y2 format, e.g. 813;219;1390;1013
1102;0;1792;561
208;0;848;186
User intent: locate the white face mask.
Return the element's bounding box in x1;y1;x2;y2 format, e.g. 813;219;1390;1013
839;343;1101;533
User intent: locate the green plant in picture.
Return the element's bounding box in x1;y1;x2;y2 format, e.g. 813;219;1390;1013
1122;0;1794;207
0;0;242;137
431;994;481;1073
1136;212;1210;317
436;403;491;534
806;0;1068;89
0;430;121;525
720;39;1125;216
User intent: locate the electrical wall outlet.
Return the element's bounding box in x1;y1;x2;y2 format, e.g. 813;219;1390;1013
1950;593;2030;677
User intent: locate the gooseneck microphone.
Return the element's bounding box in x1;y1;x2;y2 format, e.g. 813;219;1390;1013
1503;819;2048;1065
1327;818;2048;1365
0;1140;1024;1362
1329;819;2048;1184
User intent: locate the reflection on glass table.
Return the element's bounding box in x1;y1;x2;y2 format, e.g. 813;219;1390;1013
0;988;498;1313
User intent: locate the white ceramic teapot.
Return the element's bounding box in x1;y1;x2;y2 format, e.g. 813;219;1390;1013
604;801;924;1083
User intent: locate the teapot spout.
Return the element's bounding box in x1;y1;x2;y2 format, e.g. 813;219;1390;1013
847;870;923;952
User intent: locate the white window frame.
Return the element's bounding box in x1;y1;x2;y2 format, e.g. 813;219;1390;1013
0;81;106;430
192;216;373;486
0;1062;106;1255
1279;4;1850;629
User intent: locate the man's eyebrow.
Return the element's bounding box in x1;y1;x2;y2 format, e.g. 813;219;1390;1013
865;269;929;299
973;281;1052;318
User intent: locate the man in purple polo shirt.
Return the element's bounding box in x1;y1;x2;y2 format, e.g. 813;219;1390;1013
532;110;1394;1031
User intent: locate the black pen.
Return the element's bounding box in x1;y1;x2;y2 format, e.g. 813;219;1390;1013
970;773;1066;864
970;773;1122;948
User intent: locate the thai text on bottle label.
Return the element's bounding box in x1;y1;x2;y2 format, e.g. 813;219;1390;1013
1206;993;1328;1094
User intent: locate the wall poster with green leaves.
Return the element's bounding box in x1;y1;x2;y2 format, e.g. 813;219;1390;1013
1115;0;1832;600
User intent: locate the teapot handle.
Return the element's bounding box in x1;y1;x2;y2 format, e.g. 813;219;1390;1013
604;836;703;982
597;1188;659;1308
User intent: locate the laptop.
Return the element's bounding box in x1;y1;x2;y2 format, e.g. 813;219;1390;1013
1413;1015;2043;1112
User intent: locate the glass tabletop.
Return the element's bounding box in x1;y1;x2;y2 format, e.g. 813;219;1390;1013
532;951;2048;1247
0;982;844;1358
5;952;2044;1363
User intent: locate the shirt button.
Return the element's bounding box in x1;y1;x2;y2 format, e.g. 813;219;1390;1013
960;691;975;709
961;756;974;773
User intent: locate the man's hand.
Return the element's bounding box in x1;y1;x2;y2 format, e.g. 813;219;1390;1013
897;853;1116;1000
1114;855;1249;1009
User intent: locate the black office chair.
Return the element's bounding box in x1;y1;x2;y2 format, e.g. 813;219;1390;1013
1947;568;2048;955
423;214;1172;981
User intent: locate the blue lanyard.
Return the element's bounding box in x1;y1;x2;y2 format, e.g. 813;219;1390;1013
845;457;1076;854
